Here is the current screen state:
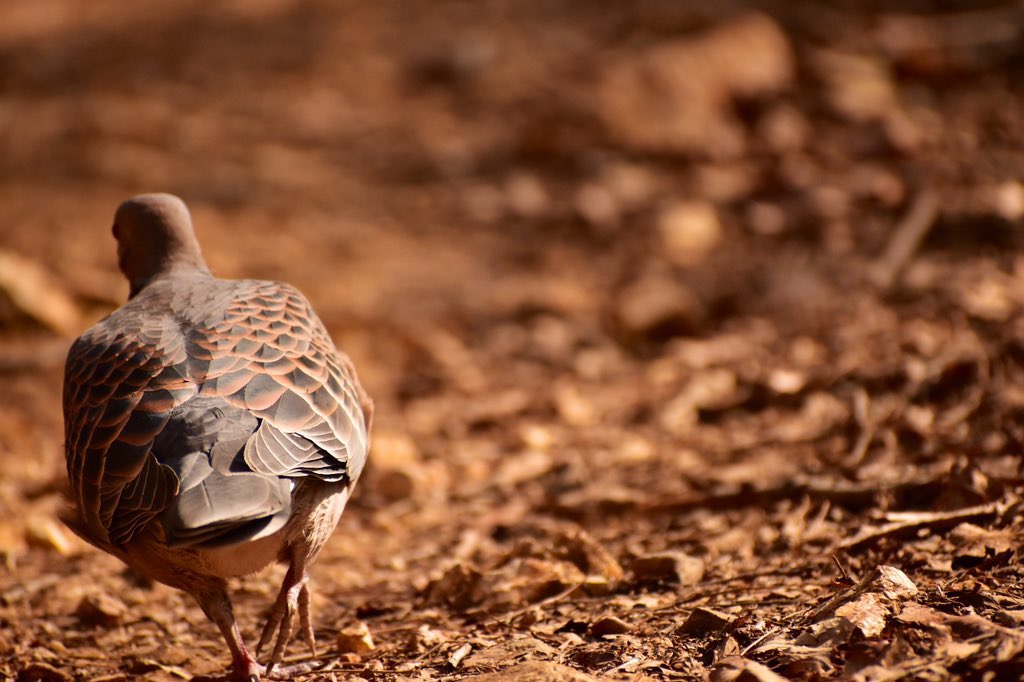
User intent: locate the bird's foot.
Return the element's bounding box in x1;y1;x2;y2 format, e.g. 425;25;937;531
256;574;316;673
225;650;264;682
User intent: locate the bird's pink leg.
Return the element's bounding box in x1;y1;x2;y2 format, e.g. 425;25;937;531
194;587;265;682
255;561;317;674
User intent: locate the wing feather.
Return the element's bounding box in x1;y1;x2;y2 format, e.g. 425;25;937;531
64;277;371;549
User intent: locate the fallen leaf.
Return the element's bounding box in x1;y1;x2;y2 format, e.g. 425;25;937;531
337;622;375;654
631;551;705;586
0;250;81;336
678;607;736;636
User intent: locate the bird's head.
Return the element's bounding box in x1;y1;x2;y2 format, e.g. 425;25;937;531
112;193;210;297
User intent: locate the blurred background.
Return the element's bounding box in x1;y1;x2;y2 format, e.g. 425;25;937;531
3;0;1024;679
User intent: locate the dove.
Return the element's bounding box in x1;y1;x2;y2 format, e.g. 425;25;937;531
61;194;373;680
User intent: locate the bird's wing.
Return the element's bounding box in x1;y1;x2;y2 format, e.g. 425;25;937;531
192;280;371;483
63;310;194;546
63;279;371;548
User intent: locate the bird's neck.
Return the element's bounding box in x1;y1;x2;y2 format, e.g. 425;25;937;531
128;257;212;298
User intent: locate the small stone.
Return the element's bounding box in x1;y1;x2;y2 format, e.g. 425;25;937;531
767;368;806;394
994;181;1024;221
678;607;735;635
631;551;705;586
657;200;722;267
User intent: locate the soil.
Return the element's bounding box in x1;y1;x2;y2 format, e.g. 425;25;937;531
3;1;1024;680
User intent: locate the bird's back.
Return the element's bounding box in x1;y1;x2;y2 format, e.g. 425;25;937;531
63;273;372;551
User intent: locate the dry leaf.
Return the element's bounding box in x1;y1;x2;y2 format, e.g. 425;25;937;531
337;622;375;654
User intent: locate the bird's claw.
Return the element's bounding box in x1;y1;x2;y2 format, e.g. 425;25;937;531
256;577;316;673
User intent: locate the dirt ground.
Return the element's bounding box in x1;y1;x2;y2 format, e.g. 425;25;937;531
3;1;1024;680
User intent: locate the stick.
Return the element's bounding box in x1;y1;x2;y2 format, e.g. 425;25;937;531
870;188;941;291
838;499;1005;551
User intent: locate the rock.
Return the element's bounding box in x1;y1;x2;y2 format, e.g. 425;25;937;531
657;200;722;267
631;551;705;586
677;607;736;635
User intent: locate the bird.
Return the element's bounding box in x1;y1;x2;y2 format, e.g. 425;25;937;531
61;193;373;680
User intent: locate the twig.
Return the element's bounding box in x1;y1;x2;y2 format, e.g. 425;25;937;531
486;580;586;627
838;499;1005;551
845;386;875;470
741;626;785;656
870;188;941;291
642;472;945;515
831;554;854;585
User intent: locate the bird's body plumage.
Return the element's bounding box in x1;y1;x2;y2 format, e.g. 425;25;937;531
62;194;372;680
